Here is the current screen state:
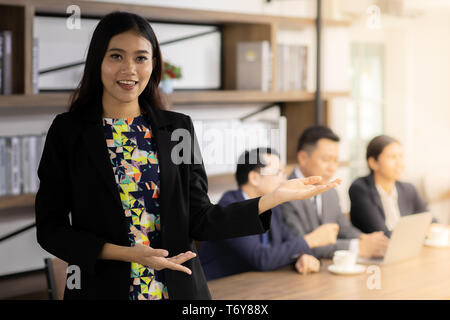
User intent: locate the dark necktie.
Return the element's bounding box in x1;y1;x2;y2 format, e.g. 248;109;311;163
312;195;322;225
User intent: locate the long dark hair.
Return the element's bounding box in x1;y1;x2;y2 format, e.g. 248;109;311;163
69;11;164;115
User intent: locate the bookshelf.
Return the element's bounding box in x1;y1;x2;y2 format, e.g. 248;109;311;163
0;90;349;108
0;0;350;210
0;193;36;211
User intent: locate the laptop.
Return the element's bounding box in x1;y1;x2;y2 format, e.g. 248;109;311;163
357;212;432;265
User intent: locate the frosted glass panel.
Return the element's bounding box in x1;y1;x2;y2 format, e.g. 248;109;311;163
349;43;384;179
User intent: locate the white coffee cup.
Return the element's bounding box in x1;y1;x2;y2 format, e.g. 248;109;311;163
332;250;357;270
428;226;449;245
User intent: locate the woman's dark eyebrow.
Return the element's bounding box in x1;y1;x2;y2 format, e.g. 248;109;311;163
108;48;150;54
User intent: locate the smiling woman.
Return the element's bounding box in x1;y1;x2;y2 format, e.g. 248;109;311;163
68;11;164;118
35;11;340;301
101;33;154;118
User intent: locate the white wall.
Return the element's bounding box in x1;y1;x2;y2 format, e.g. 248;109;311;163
384;9;450;223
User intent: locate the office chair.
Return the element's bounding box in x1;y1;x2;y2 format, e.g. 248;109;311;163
44;257;68;300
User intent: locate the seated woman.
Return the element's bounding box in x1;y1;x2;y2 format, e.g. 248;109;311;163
349;135;437;237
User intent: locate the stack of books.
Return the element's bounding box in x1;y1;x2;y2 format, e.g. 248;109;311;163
0;30;12;95
277;44;308;91
0;134;47;196
0;30;39;94
236;41;272;91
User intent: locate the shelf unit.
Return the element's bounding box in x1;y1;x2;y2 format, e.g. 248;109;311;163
0;194;36;211
0;90;349;108
0;0;350;210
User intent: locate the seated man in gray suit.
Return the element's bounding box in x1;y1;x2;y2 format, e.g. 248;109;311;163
280;125;389;259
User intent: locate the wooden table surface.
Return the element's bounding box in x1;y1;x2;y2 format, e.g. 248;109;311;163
207;247;450;300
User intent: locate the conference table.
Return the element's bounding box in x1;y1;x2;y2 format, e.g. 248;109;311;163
207;247;450;299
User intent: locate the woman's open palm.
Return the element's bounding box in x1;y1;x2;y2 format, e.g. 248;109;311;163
132;244;196;275
274;176;341;203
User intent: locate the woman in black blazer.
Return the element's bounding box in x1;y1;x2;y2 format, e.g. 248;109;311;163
349;135;432;237
35;11;339;300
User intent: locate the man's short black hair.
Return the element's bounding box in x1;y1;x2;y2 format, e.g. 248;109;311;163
297;125;340;153
235;147;279;187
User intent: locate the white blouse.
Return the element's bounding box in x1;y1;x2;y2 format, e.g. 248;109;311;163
376;184;401;231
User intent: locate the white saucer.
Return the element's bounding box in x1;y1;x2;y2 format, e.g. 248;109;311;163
328;264;366;275
424;239;450;248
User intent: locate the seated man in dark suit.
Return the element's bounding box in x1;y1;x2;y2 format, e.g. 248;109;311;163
281;126;389;259
199;148;332;281
349;135;439;237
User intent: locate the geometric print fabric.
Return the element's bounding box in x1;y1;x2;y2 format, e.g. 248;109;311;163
103;114;168;300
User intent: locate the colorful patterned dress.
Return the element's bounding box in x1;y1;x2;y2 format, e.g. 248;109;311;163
102;114;169;300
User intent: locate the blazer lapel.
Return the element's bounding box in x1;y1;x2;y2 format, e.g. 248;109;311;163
320;192;328;223
303;198;320;232
289;168;321;231
395;182;408;217
287;170;296;180
368;174;385;219
149;122;176;225
78;100;176;220
81;119;124;211
142;102;178;233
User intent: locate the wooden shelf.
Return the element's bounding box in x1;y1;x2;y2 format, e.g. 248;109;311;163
170;90;349;104
0;93;71;108
0;193;35;211
0;91;349;108
0;0;350;28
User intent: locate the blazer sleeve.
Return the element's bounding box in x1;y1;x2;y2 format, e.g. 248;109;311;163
217;202;311;271
414;193;428;214
329;190;362;239
279;212;312;256
184;116;272;241
410;184;428;213
221;233;311;272
35;114;106;275
311;240;352;259
407;183;438;223
279;202;304;237
336;212;362;239
349;181;391;236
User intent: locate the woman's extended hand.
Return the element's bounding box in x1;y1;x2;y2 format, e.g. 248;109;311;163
258;176;341;214
274;176;341;203
131;244;196;275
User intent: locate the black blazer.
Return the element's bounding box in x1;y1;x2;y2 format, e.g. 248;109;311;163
349;173;428;237
34;101;271;300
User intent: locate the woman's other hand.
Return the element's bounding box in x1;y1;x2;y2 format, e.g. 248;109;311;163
131;244;196;275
